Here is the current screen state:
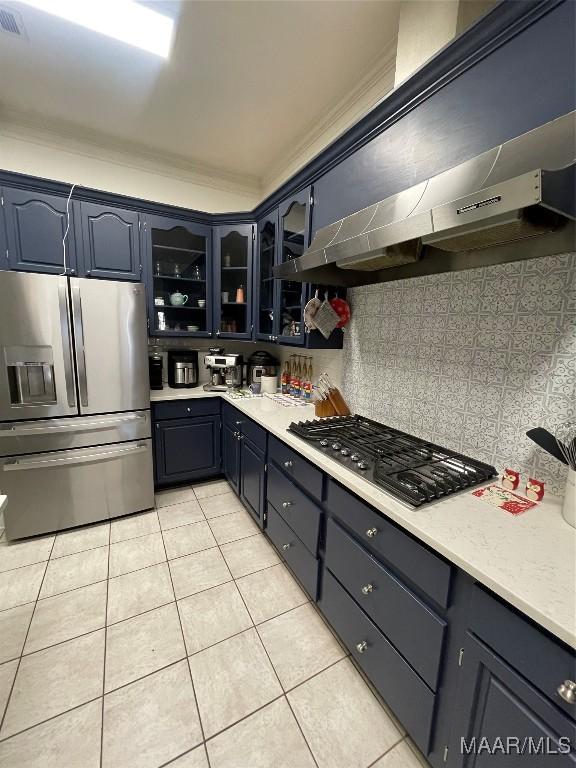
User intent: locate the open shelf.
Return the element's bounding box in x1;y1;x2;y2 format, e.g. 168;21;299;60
153;274;206;283
155;305;205;312
221;266;248;271
152;244;206;255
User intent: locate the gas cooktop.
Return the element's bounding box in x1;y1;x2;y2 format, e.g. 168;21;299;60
288;415;497;506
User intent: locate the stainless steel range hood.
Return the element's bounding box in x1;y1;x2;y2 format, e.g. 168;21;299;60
274;112;576;286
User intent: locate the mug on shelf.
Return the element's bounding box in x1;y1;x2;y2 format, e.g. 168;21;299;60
260;375;278;394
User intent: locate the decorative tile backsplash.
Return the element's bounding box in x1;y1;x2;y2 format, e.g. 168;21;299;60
341;252;576;495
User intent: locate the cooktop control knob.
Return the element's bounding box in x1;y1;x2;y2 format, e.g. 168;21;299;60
351;454;360;462
319;439;329;447
332;442;342;451
357;460;368;470
340;448;350;456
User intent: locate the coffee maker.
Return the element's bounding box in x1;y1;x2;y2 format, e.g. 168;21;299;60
203;349;244;391
148;350;164;390
168;349;199;388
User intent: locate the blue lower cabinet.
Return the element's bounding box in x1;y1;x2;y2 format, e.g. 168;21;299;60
154;415;220;486
222;420;241;495
448;634;576;768
266;504;319;600
319;568;436;754
267;462;321;555
240;437;266;527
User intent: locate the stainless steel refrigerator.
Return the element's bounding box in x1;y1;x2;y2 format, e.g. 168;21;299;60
0;271;154;540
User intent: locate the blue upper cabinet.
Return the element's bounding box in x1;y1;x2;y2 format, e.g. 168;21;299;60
144;214;213;338
79;202;141;281
276;188;312;346
214;223;254;340
2;187;78;275
0;196;7;270
255;210;279;342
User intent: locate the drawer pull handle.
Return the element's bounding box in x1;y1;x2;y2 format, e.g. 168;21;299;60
284;460;293;468
282;543;291;550
366;527;378;538
361;584;373;595
282;501;292;509
356;641;368;654
558;680;576;704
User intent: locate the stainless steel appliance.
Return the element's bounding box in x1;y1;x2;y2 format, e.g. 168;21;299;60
247;351;279;385
274;111;576;286
203;352;243;392
0;272;153;539
289;415;496;506
168;350;198;389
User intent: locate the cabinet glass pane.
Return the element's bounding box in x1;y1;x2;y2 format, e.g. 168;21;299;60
279;202;306;338
220;230;249;334
258;220;276;336
151;226;207;334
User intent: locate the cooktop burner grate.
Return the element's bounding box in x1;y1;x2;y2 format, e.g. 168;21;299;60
288;415;497;506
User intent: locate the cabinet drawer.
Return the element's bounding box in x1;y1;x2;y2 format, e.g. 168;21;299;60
319;569;435;754
469;585;576;720
267;463;321;555
325;518;445;690
326;480;452;609
222;403;267;451
153;398;220;421
266;505;319;600
269;436;323;501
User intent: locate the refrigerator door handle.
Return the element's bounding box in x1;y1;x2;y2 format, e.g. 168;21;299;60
71;282;88;407
1;413;147;436
3;442;149;471
58;278;77;408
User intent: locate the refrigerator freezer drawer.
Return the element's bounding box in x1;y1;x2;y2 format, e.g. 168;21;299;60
0;410;151;458
1;439;154;540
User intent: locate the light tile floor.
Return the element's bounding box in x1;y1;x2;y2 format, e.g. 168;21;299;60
0;480;427;768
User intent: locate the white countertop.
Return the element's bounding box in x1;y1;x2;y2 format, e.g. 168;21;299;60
151;386;221;401
151;389;576;648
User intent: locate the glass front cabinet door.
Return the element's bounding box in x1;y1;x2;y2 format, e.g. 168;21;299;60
255;211;279;341
276;188;312;345
145;215;212;337
214;224;254;339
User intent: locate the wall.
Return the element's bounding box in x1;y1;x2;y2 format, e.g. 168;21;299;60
149;337;343;391
341;253;575;496
0;121;260;213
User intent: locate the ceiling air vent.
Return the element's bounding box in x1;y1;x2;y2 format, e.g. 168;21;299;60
0;6;26;37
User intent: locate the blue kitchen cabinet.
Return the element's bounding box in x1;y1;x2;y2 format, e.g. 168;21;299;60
222;419;241;495
213;223;254;340
144;214;213;338
276;188;312;346
222;403;266;527
0;197;7;269
447;634;576;767
79;202;141;281
2;187;79;275
152;399;221;486
154;416;220;485
255;210;279;341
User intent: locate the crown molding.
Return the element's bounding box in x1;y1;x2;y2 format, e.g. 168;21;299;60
261;40;397;197
0;108;262;198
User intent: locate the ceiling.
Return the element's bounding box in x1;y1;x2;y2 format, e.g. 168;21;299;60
0;1;401;190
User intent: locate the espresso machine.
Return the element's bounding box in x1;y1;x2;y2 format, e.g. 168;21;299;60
203;349;244;391
168;349;199;388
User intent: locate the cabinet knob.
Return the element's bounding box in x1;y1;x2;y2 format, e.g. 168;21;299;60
356;641;368;654
282;501;292;509
85;270;91;276
361;584;373;595
558;680;576;704
284;460;293;468
216;330;220;336
235;421;242;425
282;543;291;550
366;527;378;538
233;431;238;438
187;407;191;412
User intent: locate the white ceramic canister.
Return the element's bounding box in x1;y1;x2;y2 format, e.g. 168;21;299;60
562;467;576;528
260;375;278;394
